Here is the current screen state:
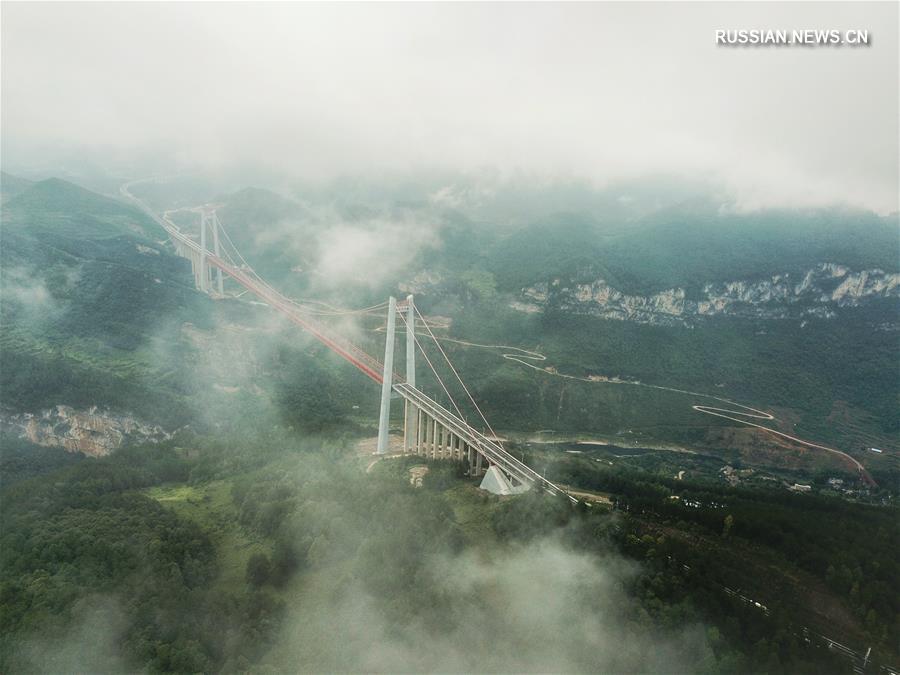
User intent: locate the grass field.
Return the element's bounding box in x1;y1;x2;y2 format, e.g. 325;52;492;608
145;480;272;593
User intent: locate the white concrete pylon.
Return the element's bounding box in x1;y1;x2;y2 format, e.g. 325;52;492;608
376;296;397;455
199;213;208;293
211;213;224;295
404;294;416;452
406;295;415;388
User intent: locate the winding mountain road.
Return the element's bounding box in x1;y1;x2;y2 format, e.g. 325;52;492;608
430;335;875;485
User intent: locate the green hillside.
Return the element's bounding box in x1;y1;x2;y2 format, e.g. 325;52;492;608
486;214;621;290
2;429;896;672
474;202;898;296
2;178;159;240
0;177;380;431
214;187;316;288
595;204;900;296
146;177;899;454
0;172;33;203
0;178;211;424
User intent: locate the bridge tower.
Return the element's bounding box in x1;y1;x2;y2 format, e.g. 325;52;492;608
377;294;417;455
198;212;208;293
376;296;397;454
404;295;416;452
209;212;224;295
194;211;225;296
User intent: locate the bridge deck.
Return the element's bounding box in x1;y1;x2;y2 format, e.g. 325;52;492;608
394;383;572;500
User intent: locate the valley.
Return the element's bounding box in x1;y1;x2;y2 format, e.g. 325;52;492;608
2;4;897;672
1;172;897;674
435;334;876;482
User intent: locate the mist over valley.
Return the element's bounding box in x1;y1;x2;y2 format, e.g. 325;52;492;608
1;2;898;673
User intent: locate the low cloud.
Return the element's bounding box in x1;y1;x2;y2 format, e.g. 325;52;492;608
2;267;54;310
0;266;68;332
271;537;713;673
2;2;896;213
312;217;440;290
7;596;130;673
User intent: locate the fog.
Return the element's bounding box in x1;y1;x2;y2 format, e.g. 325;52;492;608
8;596;129;674
108;255;718;672
2;5;897;671
270;537;713;672
313;218;440;289
2;267;56;315
2;2;897;213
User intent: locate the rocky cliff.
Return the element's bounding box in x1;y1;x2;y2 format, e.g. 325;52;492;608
3;405;171;457
514;263;899;326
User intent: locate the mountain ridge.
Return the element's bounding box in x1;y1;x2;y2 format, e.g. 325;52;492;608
516;263;900;326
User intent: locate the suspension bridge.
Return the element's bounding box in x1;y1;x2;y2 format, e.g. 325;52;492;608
121;181;573;501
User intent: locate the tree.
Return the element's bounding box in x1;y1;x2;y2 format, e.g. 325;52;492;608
460;269;497;303
245;553;271;588
722;514;734;538
270;540;301;587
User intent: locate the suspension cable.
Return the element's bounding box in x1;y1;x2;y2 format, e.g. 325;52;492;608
413;304;504;446
186;206;504;449
292;300;390;317
398;312;468;423
214;213;389;317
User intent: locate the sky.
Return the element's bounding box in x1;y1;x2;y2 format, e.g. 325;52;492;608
2;2;898;213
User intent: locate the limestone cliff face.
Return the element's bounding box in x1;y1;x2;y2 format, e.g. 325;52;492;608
3;406;171;457
516;264;899;326
399;270;443;296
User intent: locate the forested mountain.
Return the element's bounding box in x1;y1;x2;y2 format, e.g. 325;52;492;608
164;176;898;459
0;172;33;203
5;173;897;455
590;204;897;296
1;178;209;425
1;174;897;673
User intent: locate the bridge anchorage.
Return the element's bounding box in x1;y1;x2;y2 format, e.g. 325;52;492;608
120;181;573;501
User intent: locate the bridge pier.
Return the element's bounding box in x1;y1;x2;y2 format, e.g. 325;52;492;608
403;404;409;453
405;404;487;473
186;247;198;289
434;423;441;459
428;419;437;459
417;408;425;456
